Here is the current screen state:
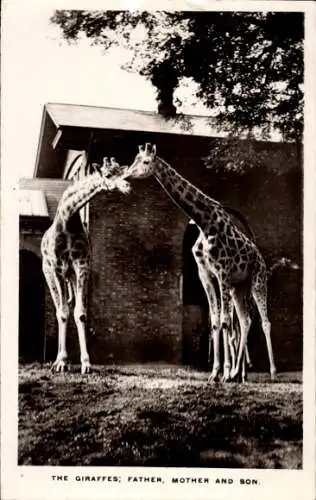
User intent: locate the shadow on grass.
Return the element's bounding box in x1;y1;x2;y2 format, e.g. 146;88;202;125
91;405;302;468
18;367;303;468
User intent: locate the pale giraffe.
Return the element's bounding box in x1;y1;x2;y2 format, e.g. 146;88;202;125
124;143;276;382
189;206;257;379
41;158;131;374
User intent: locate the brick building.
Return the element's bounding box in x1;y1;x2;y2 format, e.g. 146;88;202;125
19;103;302;371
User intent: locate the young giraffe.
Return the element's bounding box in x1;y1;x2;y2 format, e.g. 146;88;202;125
124;143;276;382
41;158;131;374
189;205;257;378
206;265;253;382
227;257;299;381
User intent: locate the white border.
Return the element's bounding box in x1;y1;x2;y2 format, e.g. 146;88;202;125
1;1;315;500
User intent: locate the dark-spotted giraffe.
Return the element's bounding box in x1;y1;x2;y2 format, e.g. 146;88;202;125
41;158;131;374
124;143;276;382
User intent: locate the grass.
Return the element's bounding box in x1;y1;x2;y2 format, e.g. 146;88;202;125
18;363;302;468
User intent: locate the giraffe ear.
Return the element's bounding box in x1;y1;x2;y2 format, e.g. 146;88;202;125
138;145;145;153
91;163;100;172
110;157;119;167
152;144;157;156
102;157;110;168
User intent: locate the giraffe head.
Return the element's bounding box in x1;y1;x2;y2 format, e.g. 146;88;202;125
127;143;157;179
91;157;123;177
102;157;124;177
100;157;132;194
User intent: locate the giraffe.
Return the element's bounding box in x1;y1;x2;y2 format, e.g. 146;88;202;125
41;158;131;374
124;143;276;382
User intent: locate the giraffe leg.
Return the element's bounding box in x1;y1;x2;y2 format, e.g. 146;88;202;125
230;287;252;382
199;272;220;380
245;297;256;369
245;344;252;368
230;302;251;381
228;333;237;373
228;311;238;374
240;324;248;382
192;242;221;381
252;278;276;381
218;282;233;382
73;263;91;374
241;354;247;383
43;264;69;372
233;311;248;382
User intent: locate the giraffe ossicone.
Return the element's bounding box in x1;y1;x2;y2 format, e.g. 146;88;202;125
125;143;277;382
41;157;131;374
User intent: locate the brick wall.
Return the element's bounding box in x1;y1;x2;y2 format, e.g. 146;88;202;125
88;179;187;364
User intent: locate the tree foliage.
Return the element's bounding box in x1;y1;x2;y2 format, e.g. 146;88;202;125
204;137;299;174
51;10;303;143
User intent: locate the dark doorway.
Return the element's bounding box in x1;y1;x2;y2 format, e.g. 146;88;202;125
19;250;45;362
182;222;209;369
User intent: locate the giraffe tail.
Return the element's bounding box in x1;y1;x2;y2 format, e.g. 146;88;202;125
267;257;300;279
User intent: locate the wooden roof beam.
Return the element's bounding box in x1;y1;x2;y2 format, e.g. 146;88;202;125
52;128;63;150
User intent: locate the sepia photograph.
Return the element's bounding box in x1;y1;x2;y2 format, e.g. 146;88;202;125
1;1;315;499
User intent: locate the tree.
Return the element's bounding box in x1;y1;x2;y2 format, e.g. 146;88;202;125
51;10;303;144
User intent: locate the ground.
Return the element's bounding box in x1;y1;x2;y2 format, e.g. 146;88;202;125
18;364;302;468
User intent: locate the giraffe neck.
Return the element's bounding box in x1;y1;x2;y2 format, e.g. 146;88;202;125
154;156;220;229
55;171;106;225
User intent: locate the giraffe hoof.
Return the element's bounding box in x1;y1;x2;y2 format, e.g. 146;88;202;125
208;371;220;383
208;376;217;384
81;361;91;375
51;359;68;373
230;370;239;382
221;367;232;383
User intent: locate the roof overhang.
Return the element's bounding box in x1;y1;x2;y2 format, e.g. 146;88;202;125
19;178;72;218
33;103;224;178
45;102;219;137
34;102;285;179
19;189;49;217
